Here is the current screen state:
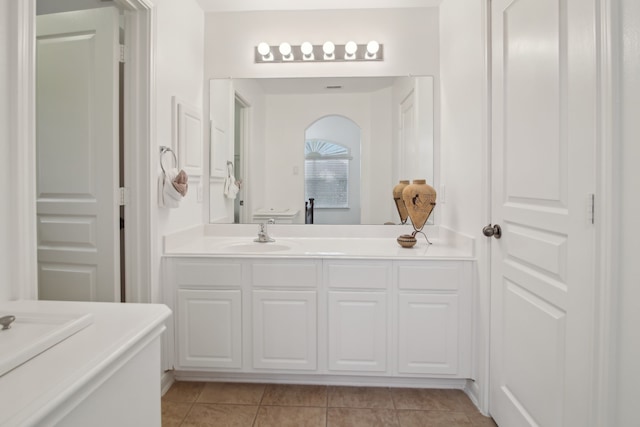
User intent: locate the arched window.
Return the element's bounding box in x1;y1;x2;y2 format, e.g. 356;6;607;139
304;139;352;208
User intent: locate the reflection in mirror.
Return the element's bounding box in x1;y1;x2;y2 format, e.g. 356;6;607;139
209;76;434;225
305;116;360;224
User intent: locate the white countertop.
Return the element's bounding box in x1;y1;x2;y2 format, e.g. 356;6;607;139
164;224;475;260
0;300;171;426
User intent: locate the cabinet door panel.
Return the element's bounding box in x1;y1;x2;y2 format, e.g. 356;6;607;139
252;290;317;370
177;289;242;369
175;260;242;287
250;262;319;287
397;262;462;291
328;291;387;372
326;262;391;289
398;293;458;375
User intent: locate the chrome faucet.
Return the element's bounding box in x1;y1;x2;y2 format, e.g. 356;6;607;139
254;218;276;243
0;315;15;330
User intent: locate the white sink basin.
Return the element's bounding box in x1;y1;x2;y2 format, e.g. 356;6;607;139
222;242;292;253
0;311;93;377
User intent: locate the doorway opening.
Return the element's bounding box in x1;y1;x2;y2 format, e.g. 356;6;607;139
234;95;250;224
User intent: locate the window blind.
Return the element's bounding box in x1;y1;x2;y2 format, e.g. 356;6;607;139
304;158;349;208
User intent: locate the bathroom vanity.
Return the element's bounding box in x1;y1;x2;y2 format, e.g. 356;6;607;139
0;300;170;427
163;225;476;388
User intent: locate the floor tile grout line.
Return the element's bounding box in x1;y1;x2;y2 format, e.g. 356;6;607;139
177;401;195;427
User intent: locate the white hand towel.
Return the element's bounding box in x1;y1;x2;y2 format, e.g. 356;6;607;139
159;168;182;208
224;175;239;199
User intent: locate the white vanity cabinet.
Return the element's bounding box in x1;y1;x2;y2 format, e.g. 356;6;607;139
168;259;244;370
396;261;472;376
177;289;242;368
252;289;317;370
325;261;391;373
249;260;321;370
164;255;472;382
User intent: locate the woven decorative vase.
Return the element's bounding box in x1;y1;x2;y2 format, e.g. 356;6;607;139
402;179;437;231
392;180;410;224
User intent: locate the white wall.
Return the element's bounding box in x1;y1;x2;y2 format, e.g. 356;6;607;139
204;8;439;79
152;0;204;301
617;0;640;423
438;0;490;413
0;1;12;301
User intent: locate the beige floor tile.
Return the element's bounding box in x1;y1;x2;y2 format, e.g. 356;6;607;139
391;388;469;411
197;382;265;405
163;381;206;403
181;403;258;427
327;407;399;427
450;390;483;414
254;406;326;427
161;401;192;427
328;386;395;409
397;410;472;427
467;411;498;426
261;384;327;407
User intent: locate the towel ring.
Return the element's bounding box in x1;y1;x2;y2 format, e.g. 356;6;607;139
160;146;177;175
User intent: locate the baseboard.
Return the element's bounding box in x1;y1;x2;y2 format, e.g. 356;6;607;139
172;370;469;390
161;370;175;396
464;379;489;416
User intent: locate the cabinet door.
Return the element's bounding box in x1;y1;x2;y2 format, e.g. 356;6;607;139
252;290;317;370
328;291;387;372
398;293;459;375
177;289;242;369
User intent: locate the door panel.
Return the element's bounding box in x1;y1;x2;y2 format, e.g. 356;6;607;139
36;8;120;302
252;290;317;370
177;289;242;369
491;0;596;425
328;291;387;372
398;293;459;375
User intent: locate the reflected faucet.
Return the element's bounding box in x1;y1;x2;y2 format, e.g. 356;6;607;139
254;218;276;243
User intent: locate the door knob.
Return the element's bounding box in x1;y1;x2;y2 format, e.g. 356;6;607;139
482;224;502;239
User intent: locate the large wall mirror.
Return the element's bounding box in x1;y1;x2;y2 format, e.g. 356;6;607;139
209;76;434;225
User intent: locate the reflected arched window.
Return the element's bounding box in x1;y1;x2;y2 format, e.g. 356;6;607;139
304;139;352;208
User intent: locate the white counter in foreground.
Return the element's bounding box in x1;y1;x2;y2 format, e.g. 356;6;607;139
0;300;171;427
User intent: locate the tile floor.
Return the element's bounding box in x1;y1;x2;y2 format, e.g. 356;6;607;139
162;381;498;427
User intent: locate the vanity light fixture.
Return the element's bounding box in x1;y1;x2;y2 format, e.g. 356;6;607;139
254;40;384;63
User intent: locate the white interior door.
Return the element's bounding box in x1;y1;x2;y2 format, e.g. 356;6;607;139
209;79;234;223
399;89;417;180
398;78;434;183
36;7;120;302
490;0;597;425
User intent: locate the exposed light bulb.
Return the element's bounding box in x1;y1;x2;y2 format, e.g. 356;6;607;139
366;40;380;59
301;42;314;60
257;42;273;61
257;42;270;56
279;42;292;59
345;41;357;59
323;41;335;59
